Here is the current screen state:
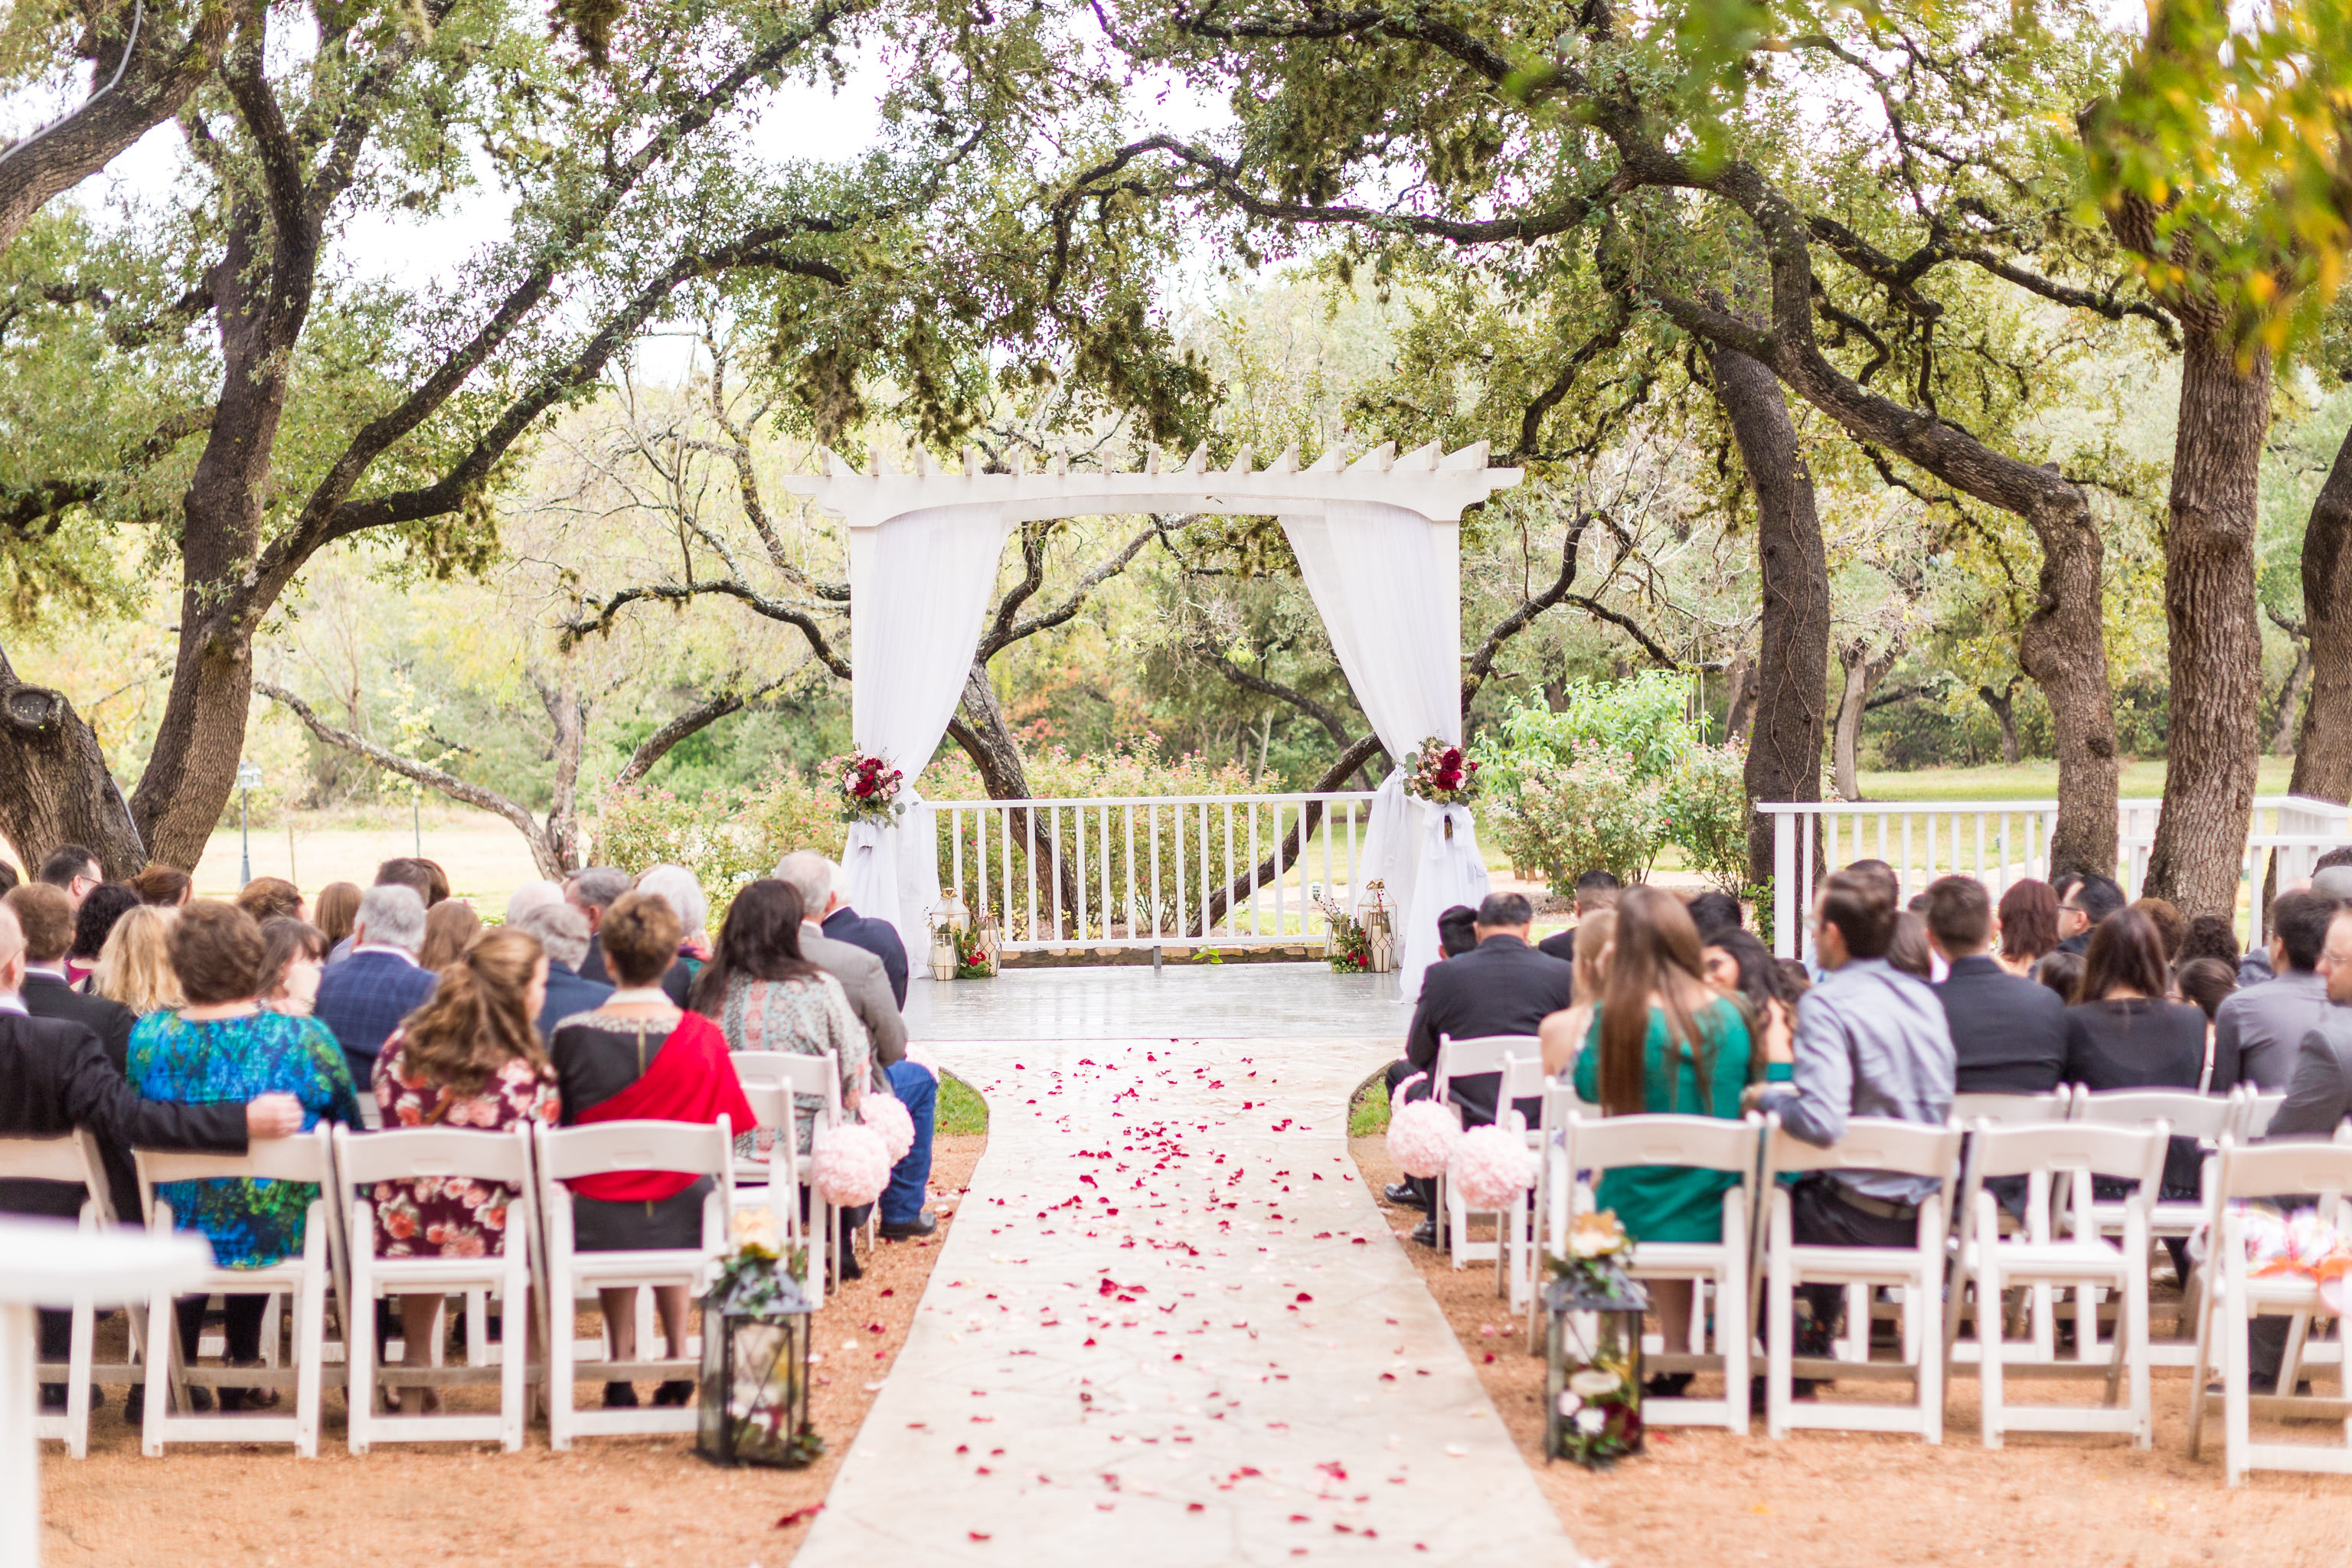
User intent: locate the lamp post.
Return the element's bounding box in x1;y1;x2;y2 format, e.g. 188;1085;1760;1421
236;761;262;886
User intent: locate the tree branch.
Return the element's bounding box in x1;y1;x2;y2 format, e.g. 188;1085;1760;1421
609;672;792;790
256;680;540;838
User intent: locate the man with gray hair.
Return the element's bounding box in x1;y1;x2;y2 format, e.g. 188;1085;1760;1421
511;898;612;1040
775;848;936;1237
313;883;439;1086
570;865;691;1004
504;878;565;929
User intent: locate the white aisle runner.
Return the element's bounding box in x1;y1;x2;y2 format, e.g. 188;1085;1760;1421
793;1036;1576;1567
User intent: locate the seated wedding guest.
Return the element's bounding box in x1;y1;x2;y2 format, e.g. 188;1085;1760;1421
313;884;438;1086
508;897;612;1040
1537;907;1614;1076
1572;886;1764;1388
2174;956;2238;1024
2268;906;2352;1138
2132;896;2186;962
1925;874;2066;1096
257;918;328;1016
92;905;183;1018
2178;913;2243;969
694;879;898;1249
10;884;136;1071
636;864;714;983
129;864;191;907
66;881;138;987
2034;948;2084;1005
416;858;451;907
808;858;907;1008
1537;869;1622;964
1684;890;1744;942
371;926;560;1412
1887;910;1934;981
313;881;362;961
1700;925;1798;1070
418;898;482;972
1396;890;1575;1246
325;861;442;963
2209;889;2337;1094
550;892;753;1409
0;903;302;1413
774;852;905;1064
1995;879;2060;976
1436;903;1480;959
567;867;691;1004
2055;871;2125;956
128;901;361;1410
35;844;103;910
1747;870;1952;1366
234;876;304;925
2063;907;2208;1238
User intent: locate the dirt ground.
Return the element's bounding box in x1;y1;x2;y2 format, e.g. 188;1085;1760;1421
1351;1133;2352;1568
38;1135;983;1568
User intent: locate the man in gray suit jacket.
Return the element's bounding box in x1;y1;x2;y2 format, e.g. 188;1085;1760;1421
775;853;905;1067
2266;905;2352;1140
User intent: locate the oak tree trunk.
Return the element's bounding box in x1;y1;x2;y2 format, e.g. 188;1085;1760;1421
1833;643;1896;802
0;647;146;876
2288;423;2352;804
1979;679;2023;766
2272;645;2312;757
1708;343;1830;887
2017;488;2122;879
2138;329;2269;919
945;659;1081;934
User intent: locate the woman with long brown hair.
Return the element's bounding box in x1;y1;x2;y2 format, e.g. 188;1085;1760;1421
369;926;559;1411
1995;879;2060;975
2062;906;2208;1205
1569;886;1764;1377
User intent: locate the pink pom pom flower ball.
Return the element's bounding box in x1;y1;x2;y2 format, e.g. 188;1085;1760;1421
1449;1123;1538;1210
860;1092;917;1165
1386;1097;1462;1179
811;1122;893;1206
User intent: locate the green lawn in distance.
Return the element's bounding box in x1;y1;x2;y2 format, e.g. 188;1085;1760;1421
1855;756;2296;803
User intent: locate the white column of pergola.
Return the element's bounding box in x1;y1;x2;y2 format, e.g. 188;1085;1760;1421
778;438;1523;999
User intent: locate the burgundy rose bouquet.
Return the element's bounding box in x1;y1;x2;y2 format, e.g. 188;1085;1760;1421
1406;737;1479;806
829;751;905;827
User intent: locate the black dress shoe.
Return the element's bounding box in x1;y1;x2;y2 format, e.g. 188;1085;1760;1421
652;1380;694;1406
603;1380;639;1409
1382;1182;1428;1210
878;1211;938;1240
1410;1217;1442;1248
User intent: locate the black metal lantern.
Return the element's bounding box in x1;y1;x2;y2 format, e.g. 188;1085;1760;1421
1544;1263;1650;1468
695;1261;820;1468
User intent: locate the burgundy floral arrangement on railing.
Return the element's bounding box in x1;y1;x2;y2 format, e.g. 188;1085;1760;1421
1405;737;1479;807
829;751;905;827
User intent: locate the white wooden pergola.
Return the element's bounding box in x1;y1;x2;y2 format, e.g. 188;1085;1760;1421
773;438;1524;999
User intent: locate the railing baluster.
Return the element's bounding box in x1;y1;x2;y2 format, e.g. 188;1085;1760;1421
1124;805;1137;943
1247;802;1261;939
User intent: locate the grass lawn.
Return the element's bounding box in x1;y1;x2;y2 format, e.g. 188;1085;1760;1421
937;1070;989;1135
1856;756;2298;802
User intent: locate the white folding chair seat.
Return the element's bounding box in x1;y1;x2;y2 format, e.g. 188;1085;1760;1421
1567;1112;1762;1433
2188;1132;2352;1485
5;1131;127;1457
334;1125;541;1453
2073;1086;2234;1364
1945;1119;2167;1447
727;1050;841;1295
534;1118;734;1448
135;1129;341;1457
1432;1033;1542;1272
1759;1116;1962;1442
1491;1054;1549;1309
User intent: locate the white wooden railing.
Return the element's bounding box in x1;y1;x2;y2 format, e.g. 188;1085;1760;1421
930;792;1378;951
1759;795;2352;959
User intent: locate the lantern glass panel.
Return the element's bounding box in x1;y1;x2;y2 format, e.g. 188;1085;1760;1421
694;1276;817;1468
1544;1269;1648;1468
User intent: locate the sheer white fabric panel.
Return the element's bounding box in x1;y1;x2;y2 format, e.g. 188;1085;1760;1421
1282;501;1488;999
844;503;1014;954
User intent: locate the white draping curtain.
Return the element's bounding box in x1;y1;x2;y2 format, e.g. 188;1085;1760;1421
1282;501;1489;1000
844;503;1015;956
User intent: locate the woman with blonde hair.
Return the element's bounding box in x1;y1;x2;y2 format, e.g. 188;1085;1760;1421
93;904;185;1016
418;898;482;971
370;926;559;1410
1537;906;1615;1076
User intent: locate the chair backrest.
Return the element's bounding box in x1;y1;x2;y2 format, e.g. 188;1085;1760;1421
0;1130;113;1223
738;1083;795;1135
136;1125;336;1189
331;1123;532;1187
1435;1034;1540;1100
1567;1111;1762;1177
1764;1115;1963;1181
730;1050;841;1107
1962;1119;2169;1187
2072;1086;2233;1140
2210;1133;2352;1207
1951;1089;2074;1127
534;1118;735;1184
2236;1089;2288;1142
1496;1054;1547;1125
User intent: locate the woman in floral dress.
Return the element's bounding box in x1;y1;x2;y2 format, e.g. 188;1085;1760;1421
370;926;557;1410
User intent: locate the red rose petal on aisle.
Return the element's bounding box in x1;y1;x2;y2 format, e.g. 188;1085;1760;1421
775;1504;824;1528
970;1531;993;1542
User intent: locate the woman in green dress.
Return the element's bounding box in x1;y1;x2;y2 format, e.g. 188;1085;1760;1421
1570;886;1775;1362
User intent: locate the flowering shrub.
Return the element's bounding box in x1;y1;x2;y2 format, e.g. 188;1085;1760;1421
1659;743;1751;894
1485;751;1669;887
594;762;845;908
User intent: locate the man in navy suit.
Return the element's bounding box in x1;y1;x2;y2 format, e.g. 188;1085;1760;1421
806;857;908;1006
313;884;438;1087
1923;874;2066;1095
510;898;613;1038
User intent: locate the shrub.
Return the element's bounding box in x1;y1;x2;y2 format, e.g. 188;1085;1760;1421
1661;743;1751;894
594;762;845;910
1486;750;1669;887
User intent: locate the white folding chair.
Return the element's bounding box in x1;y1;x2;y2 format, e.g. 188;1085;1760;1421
534;1118;733;1448
1758;1115;1962;1442
334;1125;541;1453
1567;1111;1762;1433
2073;1086;2234;1364
1946;1119;2167;1448
1432;1033;1542;1272
2235;1089;2289;1142
728;1050;841;1293
1946;1089;2076;1361
1525;1080;1599;1352
2187;1132;2352;1485
135;1128;341;1457
1492;1054;1549;1308
5;1131;122;1457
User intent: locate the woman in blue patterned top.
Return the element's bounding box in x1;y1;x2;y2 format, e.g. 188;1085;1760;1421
127;900;362;1408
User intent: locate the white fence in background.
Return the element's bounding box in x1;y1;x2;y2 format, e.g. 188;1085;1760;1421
930;792;1378;951
1759;795;2352;960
